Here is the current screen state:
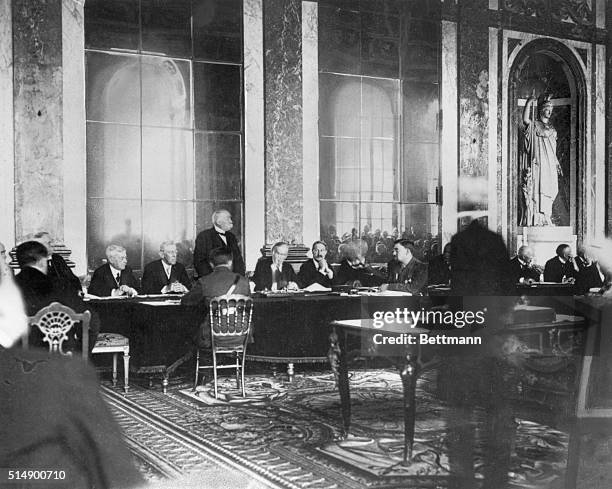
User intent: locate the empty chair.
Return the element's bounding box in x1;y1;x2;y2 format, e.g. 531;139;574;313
194;295;254;399
27;302;130;393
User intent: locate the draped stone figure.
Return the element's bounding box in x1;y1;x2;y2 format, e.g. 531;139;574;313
519;93;562;226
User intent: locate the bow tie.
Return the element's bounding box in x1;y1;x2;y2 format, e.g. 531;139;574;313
217;232;226;236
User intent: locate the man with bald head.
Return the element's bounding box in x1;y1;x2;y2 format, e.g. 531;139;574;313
509;245;541;284
193;210;245;278
141;241;191;295
88;244;139;297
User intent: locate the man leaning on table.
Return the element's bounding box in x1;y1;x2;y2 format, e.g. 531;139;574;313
380;239;427;294
251;242;298;291
88;244;139;297
141;241;191;295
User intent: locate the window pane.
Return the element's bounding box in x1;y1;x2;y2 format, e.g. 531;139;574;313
360;138;397;201
87;122;141;199
361;12;400;78
193;0;243;63
403;81;438;143
142;128;194;200
319;73;361;137
398;203;438;260
87;198;143;270
141;0;192;58
142;200;195;268
195;133;242;200
85;0;139;51
86;51;141;125
318;6;361;74
141;57;192;128
361;79;399;139
194;62;242;131
402;142;439;202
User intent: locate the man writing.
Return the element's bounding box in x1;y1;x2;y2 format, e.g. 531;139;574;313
141;241;191;294
88;244;139;297
381;239;428;294
543;244;578;283
251;242;298;291
298;240;334;288
193;210;245;278
510;245;541;284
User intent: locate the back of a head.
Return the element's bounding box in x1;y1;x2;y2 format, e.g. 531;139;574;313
16;241;48;268
210;248;233;268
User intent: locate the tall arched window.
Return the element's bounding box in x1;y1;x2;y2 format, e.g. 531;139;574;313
85;0;243;271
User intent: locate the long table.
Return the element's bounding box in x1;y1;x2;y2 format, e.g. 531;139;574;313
87;293;430;391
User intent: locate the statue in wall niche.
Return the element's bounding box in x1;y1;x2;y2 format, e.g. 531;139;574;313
519;93;562;226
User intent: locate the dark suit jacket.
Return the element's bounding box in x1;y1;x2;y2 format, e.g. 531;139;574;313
386;257;428;294
181;266;251;307
141;259;191;294
48;253;82;295
543;256;577;283
0;348;143;489
14;267;99;350
428;254;451;285
336;259;384;287
297;259;333;288
574;258;604;294
509;256;541;283
252;258;297;291
88;264;139;297
193;227;245;278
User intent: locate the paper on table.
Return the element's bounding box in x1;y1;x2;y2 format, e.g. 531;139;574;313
303;283;332;292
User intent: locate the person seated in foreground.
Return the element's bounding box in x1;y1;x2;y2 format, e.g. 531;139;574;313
181;248;251;348
141;241;191;295
381;239;427;294
0;259;144;489
297;240;334;289
251;242;298;291
543;243;578;283
574;246;604;294
336;239;384;287
33;231;82;295
88;244;139;297
509;245;541;284
14;241;99;352
428;242;451;286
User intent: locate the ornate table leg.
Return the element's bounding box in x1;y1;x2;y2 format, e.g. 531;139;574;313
399;352;418;462
329;328;351;438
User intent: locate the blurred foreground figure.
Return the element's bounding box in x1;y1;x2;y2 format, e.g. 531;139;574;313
0;259;144;489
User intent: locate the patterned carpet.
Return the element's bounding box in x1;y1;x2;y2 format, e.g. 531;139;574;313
101;369;569;489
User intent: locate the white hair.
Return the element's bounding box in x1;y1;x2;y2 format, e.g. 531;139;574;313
212;209;230;225
159;241;176;252
105;244;126;260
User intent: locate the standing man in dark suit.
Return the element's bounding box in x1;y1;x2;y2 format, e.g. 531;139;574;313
298;240;334;288
193;210;245;278
251;242;298;291
141;241;191;295
543;244;578;283
88;244;139;297
381;239;428;294
509;245;541;284
33;231;82;295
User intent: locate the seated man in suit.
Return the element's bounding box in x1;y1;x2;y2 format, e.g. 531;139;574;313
182;248;251;347
298;240;334;288
336;239;384;287
193;209;246;278
33;231;82;295
141;241;191;295
574;246;604;294
428;242;451;285
251;242;298;291
14;241;99;352
509;245;541;284
381;239;428;294
543;244;578;283
88;244;139;297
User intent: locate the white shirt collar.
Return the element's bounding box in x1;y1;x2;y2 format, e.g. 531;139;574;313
161;260;172;276
109;264;122;277
214;224;226;235
558;256;566;264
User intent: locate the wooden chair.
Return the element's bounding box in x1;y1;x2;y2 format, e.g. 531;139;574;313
194;295;254;399
27;302;130;393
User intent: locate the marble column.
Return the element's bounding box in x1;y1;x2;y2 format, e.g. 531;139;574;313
457;0;490;224
12;0;64;241
264;0;303;244
244;0;266;270
0;0;15;246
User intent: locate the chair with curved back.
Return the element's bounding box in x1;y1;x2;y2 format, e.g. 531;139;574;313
194;294;254;399
26;302;130;393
